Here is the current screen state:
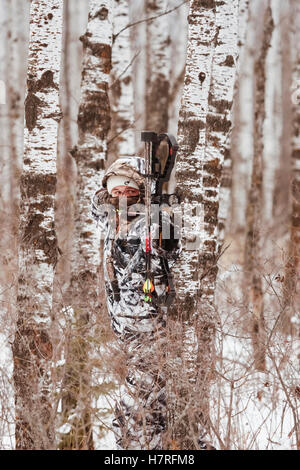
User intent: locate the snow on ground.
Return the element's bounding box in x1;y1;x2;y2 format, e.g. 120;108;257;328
0;319;15;449
212;244;299;450
0;241;298;450
211;320;297;450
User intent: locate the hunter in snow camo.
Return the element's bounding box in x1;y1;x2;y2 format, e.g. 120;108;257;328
91;156;181;450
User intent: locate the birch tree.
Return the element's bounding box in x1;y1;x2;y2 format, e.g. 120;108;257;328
0;0;30;448
171;3;217;447
217;0;249;250
262;0;281;225
60;0;113;449
5;0;30;304
108;0;135;164
282;0;300;333
273;0;292;222
145;0;171;132
0;1;14;308
168;0;189;138
170;0;238;449
195;0;238;445
7;0;25;246
231;0;256;232
203;0;238;293
12;0;63;450
244;4;274;371
55;0;89;292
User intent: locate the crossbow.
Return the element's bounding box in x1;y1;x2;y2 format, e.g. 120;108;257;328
141;131;179;307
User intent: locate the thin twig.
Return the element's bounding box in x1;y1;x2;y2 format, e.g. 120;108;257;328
106;114;142;147
113;0;189;42
169;67;185;104
199;243;231;282
110;50;141;89
268;349;300;448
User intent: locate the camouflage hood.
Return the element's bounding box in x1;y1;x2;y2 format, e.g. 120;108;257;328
102;157;145;190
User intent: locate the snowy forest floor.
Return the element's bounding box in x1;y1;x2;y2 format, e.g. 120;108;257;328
0;231;299;450
210;230;299;450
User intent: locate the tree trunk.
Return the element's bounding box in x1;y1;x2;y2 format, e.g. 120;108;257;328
60;0;113;450
54;0;77;296
282;0;300;334
244;4;274;371
230;0;256;233
0;0;30;449
12;0;63;450
170;0;238;450
272;0;292;226
2;0;29;320
145;0;171;133
262;0;281;226
168;1;189;138
203;0;238;300
7;0;25;258
0;2;12;290
217;0;249;251
108;0;135;165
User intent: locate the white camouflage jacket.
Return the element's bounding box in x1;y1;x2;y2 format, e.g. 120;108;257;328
91;157;181;339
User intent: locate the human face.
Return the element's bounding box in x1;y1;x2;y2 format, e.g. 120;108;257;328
111;185;140;198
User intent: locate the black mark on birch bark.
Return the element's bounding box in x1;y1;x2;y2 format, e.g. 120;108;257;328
25;93;44;132
25;70;58;131
193;0;215;10
21;173;56;199
208;96;232;113
79;35;112;72
179;115;205;155
206;114;231;133
89;7;108;21
96;7;108;20
220;55;235;67
77;91;111;139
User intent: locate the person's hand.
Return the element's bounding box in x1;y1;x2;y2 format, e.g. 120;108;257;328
94;188;111;205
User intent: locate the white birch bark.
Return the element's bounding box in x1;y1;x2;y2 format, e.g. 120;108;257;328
0;0;30;450
204;0;238;271
145;0;171;132
217;0;249;249
168;1;189;138
0;2;9;206
244;4;274;371
238;0;250;70
196;0;238;443
128;0;146;153
0;2;10;273
12;0;63;450
71;0;113;282
171;0;238;449
55;0;74;291
171;0;217;449
7;0;28;279
60;0;113;450
174;3;216;307
282;0;300;333
108;0;135;163
263;0;282;224
272;0;292;223
55;0;89;291
231;0;259;232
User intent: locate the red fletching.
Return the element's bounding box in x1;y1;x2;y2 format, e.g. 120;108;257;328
145;236;151;252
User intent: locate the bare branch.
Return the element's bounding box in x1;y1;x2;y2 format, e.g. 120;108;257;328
109;50;140;90
113;0;188;43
